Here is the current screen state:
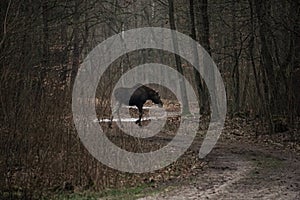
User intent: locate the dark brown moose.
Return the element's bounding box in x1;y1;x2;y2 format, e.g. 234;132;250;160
109;84;163;127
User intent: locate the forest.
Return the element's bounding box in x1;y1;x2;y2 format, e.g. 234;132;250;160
0;0;299;199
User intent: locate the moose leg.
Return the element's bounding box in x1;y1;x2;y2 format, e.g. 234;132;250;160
135;105;143;126
109;102;121;128
109;110;115;128
116;103;123;127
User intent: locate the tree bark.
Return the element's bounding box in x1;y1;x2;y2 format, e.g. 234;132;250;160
255;0;277;110
196;0;211;55
254;0;277;133
36;0;50;104
70;0;81;90
231;0;240;114
189;0;206;114
168;0;190;114
197;0;216;116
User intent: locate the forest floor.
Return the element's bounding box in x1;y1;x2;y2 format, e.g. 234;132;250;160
136;136;300;199
99;115;300;200
2;102;299;200
134;118;300;200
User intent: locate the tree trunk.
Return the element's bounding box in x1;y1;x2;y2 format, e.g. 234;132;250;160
168;0;190;114
70;0;80;90
254;0;276;133
231;0;240;114
289;0;300;125
194;0;212;114
36;0;50;104
189;0;206;114
198;0;212;115
255;0;277;110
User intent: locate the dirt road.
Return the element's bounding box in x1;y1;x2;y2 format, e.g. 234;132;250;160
138;139;300;200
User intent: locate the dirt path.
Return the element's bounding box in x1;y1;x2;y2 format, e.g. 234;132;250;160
138;139;300;200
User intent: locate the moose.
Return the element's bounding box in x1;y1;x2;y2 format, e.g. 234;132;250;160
109;84;163;127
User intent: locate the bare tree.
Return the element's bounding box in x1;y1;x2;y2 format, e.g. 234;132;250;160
188;0;206;114
168;0;190;114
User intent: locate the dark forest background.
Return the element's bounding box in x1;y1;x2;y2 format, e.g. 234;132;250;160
0;0;299;199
